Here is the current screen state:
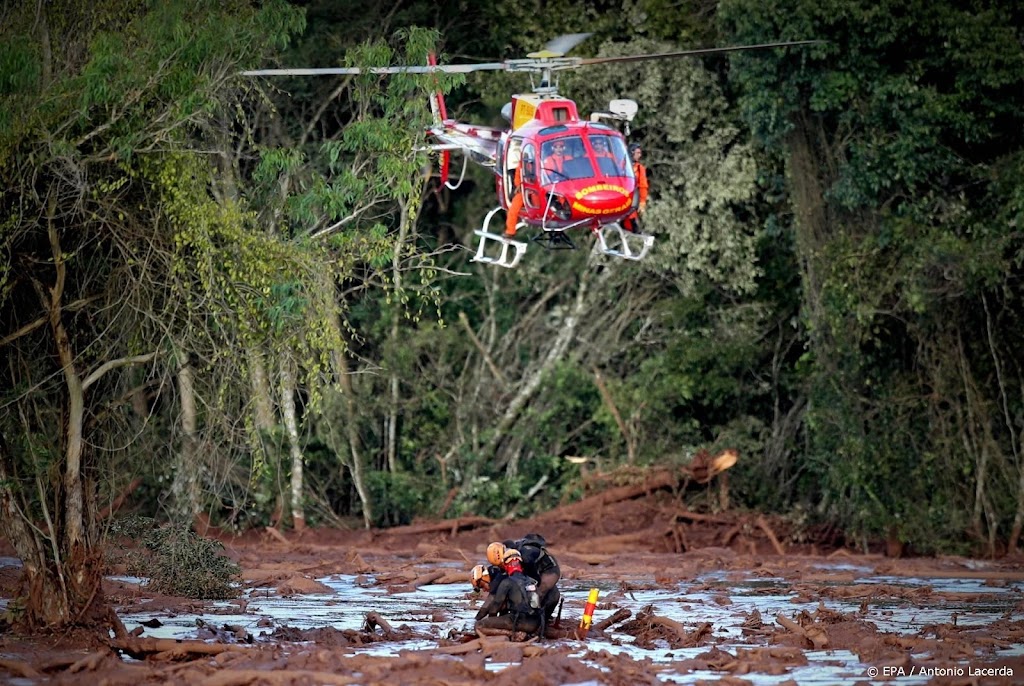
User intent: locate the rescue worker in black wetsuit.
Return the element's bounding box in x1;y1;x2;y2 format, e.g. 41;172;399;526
503;533;561;623
474;548;545;637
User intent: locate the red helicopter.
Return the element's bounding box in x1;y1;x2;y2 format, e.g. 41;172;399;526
244;35;819;268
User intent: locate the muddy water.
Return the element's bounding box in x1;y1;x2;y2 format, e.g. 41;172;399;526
113;559;1024;684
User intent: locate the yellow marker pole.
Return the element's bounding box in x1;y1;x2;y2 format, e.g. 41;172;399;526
577;588;600;638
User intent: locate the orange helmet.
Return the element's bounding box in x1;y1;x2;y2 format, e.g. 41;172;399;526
486;542;506;566
470;564;490;592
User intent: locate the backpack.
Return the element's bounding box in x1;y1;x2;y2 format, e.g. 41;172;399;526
504;572;544;637
517;538;557;577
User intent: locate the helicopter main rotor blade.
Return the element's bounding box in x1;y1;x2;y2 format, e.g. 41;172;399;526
241;62;509;77
529;32;593;59
575;40;824;67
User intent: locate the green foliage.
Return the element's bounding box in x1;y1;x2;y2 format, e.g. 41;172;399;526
365;470;436;527
564;37;762;296
721;0;1024;548
110;516;240;599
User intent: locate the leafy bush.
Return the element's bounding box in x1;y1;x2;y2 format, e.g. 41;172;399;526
109;516;240;599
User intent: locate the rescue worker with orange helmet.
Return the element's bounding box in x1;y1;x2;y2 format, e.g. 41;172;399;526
475;548;549;638
468;541;509;595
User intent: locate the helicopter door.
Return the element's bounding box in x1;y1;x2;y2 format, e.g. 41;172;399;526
520;143;540;209
504;137;524;205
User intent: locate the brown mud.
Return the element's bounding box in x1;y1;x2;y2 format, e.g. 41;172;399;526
1;481;1023;685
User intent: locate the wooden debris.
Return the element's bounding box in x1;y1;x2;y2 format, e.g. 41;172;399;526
263;526;291;546
364;612;393;636
380;516;495;536
649;615;688;644
775;613;828;649
592;608;632;633
68;650;111;673
388;569;446;592
757;515;786;556
198;669;358;686
0;659;41;679
552;470;680;520
109;637;252;661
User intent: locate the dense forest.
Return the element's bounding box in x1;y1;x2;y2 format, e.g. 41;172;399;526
1;0;1022;628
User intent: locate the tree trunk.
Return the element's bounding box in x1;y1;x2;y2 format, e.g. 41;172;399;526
0;443;70;627
246;345;283;523
171;349;201;524
279;355;306;530
248;347;276;433
385;196;413;474
317;270;373;528
7;203;108;629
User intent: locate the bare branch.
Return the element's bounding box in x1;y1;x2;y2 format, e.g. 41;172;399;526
0;296;101;348
82;352;159;392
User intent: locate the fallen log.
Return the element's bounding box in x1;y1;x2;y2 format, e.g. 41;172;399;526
0;659;40;679
592;608;631;633
549;470;681;521
565;528;663;554
109;637;251;660
379;516;495;536
388;569;447;592
199;669;358;686
649;615;689;644
409;570;446;588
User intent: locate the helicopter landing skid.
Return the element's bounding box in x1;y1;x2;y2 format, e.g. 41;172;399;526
471;230;528;268
471;208;527;268
595;223;655;261
531;230;576;251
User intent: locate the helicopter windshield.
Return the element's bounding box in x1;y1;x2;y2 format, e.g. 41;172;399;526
587;134;632;178
539;136;589;182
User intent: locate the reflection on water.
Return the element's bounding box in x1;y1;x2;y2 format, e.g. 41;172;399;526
108;562;1023;685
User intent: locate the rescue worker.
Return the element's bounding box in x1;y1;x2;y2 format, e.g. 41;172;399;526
622;142;648;233
509;533;560;622
475;548;546;637
470;564;492;593
504;160;525;237
541;139;571;183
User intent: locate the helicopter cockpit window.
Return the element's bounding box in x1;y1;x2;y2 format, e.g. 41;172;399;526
541;136;592;181
588;134;632;178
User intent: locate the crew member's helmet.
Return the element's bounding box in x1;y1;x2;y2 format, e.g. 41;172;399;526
470;564;490;592
486;541;506;566
629;142;642;154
